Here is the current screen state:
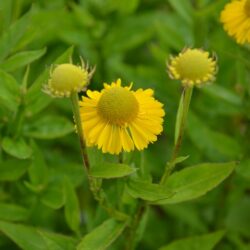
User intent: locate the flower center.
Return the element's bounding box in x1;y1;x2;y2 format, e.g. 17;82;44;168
244;0;250;16
176;49;212;81
97;86;139;125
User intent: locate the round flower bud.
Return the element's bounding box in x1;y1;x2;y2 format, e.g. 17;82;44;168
167;48;217;87
43;61;95;98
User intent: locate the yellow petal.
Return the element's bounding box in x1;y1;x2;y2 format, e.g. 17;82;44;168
120;128;134;152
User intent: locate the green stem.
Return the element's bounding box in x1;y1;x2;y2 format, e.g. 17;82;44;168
140;151;146;178
118;152;123;164
125;203;146;250
70;92;90;172
160;87;193;185
8;86;26;137
70;92;127;220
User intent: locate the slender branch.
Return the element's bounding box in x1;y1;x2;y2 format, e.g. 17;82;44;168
125;203;146;250
118;152;123;164
70;92;128;220
70;92;90;172
160;87;193;184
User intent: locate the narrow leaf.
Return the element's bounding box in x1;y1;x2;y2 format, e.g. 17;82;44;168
0;69;20;112
168;0;193;25
188;112;241;160
0;159;30;181
28;142;48;190
77;219;127;250
0;203;29;222
24;115;74;139
0;47;46;72
175;91;184;144
0;13;30;61
202;84;242;106
159;231;225;250
2;137;32;159
172;155;189;165
64;177;80;234
90;162;136;179
39;230;77;250
155;162;236;204
41;181;65;209
0;220;76;250
236;159;250;179
25;46;74;116
0;221;47;250
126;179;173;202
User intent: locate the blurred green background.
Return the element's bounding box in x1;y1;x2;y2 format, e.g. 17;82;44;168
0;0;249;249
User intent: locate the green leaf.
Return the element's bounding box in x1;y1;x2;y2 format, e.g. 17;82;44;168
0;203;29;222
39;230;77;250
0;69;20;112
164;204;206;232
0;1;12;31
116;0;139;14
103;13;156;54
28;142;48;190
0;13;30;61
0;159;30;181
175;91;184;144
0;220;77;250
236;159;250;179
168;0;193;25
201;84;242;106
155;162;236;204
187;112;241;160
0;220;46;250
172;155;189;165
226;197;250;237
155;18;186;51
126;179;173;202
2;137;32;159
50;163;84;188
0;47;46;72
24;46;73;116
174;88;192;145
24;115;74;139
159;231;224;250
90;162;136;179
64;177;80;234
77;218;127;250
41;181;65;209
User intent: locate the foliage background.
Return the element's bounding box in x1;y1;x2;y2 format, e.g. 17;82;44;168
0;0;249;249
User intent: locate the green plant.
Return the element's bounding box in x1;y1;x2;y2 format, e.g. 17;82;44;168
0;1;249;250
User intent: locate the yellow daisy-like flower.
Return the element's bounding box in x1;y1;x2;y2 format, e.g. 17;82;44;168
43;61;95;98
167;48;217;87
79;79;165;154
220;0;250;44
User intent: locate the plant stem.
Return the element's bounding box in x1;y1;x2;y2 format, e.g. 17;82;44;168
160;87;193;185
118;152;123;163
125;203;146;250
70;92;90;172
70;92;128;220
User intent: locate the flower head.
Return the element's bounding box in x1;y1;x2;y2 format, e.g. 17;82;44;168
79;79;165;154
220;0;250;44
167;48;217;87
44;61;95;98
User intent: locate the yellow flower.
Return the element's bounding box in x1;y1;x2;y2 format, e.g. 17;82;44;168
79;79;165;154
167;48;217;87
44;61;94;98
220;0;250;44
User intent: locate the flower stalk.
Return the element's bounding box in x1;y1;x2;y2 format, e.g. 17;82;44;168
70;92;90;172
160;87;193;185
70;92;128;220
